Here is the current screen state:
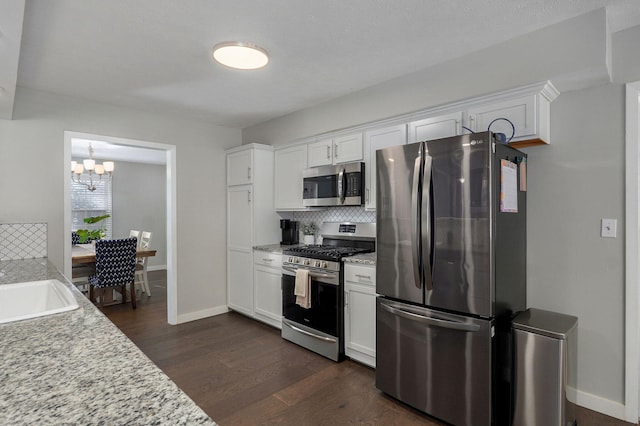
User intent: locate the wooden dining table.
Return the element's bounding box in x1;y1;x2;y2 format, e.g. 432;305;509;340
71;243;157;265
71;243;157;306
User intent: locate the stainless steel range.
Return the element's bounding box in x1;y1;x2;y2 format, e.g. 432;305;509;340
281;222;375;361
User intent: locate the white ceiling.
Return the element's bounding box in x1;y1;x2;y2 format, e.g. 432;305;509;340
2;0;640;128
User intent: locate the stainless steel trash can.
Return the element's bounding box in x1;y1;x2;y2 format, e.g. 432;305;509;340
512;308;578;426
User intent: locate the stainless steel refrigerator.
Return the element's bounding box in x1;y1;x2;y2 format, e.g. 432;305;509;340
375;131;527;426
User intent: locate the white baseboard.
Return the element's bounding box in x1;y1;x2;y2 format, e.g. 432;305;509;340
571;386;632;422
147;265;167;272
176;305;229;324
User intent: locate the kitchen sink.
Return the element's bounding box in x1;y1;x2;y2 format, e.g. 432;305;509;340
0;279;80;324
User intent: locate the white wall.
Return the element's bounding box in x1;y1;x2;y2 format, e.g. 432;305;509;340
524;84;625;402
0;87;241;320
241;10;640;417
112;160;167;269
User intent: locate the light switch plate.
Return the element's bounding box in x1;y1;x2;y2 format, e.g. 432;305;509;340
601;219;617;238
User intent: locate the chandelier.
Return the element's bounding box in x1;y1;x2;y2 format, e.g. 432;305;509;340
71;143;114;191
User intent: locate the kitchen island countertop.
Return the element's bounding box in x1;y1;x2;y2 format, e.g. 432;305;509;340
0;258;215;425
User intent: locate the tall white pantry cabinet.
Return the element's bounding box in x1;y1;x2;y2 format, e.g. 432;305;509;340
226;144;280;317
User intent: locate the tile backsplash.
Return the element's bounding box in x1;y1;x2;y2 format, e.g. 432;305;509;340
0;223;48;260
293;207;375;229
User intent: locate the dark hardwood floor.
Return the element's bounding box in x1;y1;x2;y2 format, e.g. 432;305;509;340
102;271;633;426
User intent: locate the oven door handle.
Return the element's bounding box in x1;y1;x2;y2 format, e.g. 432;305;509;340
282;319;337;343
282;266;337;280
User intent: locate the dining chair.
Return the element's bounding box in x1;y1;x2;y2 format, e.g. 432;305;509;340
89;237;138;310
129;229;141;245
135;231;152;296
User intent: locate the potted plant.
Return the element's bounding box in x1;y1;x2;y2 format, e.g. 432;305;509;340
76;214;110;243
302;222;317;245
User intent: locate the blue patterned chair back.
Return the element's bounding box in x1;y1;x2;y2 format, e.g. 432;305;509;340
72;231;80;246
92;238;137;288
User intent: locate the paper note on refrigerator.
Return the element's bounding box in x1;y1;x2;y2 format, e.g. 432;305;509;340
500;159;518;213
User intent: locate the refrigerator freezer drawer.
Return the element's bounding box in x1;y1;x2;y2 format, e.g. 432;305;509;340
376;298;493;426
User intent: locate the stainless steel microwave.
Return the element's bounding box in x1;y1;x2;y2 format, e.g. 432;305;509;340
302;162;364;207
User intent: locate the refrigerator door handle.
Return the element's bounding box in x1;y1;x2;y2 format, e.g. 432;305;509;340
379;302;481;332
411;153;422;290
423;155;433;291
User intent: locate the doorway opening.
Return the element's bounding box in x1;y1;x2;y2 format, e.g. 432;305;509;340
63;131;178;325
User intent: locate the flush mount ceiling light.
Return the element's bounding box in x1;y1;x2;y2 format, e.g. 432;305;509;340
212;42;269;70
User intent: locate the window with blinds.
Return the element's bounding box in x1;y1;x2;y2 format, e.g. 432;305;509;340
71;179;113;239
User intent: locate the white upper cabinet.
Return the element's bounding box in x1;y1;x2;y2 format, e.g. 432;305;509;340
408;111;462;143
404;81;559;146
364;124;407;211
274;143;308;210
226;148;252;186
467;95;535;142
307;138;331;167
271;82;558;211
466;81;559;146
333;133;363;164
307;132;363;167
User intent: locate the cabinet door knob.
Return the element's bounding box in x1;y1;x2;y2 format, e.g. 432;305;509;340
327;145;331;159
334;144;338;158
247;167;252;179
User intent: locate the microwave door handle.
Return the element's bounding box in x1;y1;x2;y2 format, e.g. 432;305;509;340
338;167;346;204
423;155;433;291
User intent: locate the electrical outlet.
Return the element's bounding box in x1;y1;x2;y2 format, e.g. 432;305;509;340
601;219;617;238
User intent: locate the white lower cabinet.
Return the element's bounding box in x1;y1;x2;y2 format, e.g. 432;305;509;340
228;249;253;316
344;263;377;368
253;251;282;329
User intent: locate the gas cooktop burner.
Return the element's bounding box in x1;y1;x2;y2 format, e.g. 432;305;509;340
283;245;372;261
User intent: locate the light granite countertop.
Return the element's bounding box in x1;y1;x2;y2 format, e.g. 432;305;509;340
343;252;377;265
253;243;304;254
0;258;215;426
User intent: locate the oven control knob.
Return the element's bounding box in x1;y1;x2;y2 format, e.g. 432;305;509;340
303;259;310;266
293;257;300;263
321;261;328;268
314;260;320;267
288;256;293;263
